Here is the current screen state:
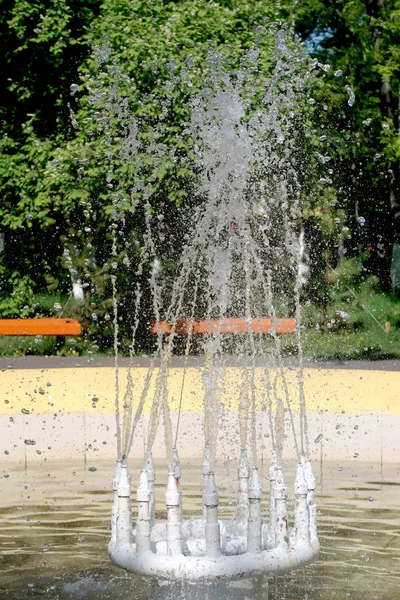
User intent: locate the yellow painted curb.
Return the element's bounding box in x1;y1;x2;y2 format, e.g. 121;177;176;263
1;367;399;416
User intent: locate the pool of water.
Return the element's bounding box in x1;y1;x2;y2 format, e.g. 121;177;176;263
1;460;399;599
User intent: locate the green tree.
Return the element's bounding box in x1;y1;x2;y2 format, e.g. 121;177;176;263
290;0;400;288
0;0;286;329
0;0;101;312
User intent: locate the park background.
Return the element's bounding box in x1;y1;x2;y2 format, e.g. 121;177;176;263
0;0;399;360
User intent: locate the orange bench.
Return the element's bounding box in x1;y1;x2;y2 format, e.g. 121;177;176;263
0;318;82;336
151;317;296;335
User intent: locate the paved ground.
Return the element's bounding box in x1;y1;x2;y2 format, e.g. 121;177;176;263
1;355;400;370
1;356;399;463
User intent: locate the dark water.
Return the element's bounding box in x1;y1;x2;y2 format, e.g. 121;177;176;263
0;460;399;600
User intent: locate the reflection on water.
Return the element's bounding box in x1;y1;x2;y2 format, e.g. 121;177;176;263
0;460;399;599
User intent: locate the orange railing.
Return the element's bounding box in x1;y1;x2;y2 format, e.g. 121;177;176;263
0;318;82;336
151;317;296;335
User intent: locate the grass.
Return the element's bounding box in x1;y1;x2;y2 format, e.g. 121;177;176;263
0;275;399;361
0;335;114;358
283;275;400;360
301;328;400;360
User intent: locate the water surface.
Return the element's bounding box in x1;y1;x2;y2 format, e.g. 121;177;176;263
1;460;399;599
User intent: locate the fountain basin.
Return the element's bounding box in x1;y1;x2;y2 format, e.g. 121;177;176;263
109;535;319;581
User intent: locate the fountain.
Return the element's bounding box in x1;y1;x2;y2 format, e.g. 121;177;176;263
105;25;320;585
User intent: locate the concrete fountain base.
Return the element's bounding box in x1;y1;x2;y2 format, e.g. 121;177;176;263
109;533;319;581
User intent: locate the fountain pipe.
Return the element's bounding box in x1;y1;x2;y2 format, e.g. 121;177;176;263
247;467;262;553
173;447;183;522
111;459;122;545
145;451;156;526
203;472;221;558
294;463;310;546
274;467;288;549
136;470;151;555
304;458;318;547
268;452;277;545
202;444;211;519
237;448;249;527
166;473;182;556
116;461;132;547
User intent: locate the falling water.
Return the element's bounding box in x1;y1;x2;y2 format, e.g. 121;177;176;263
100;24;326;581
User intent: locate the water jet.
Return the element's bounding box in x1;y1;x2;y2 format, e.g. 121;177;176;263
108;28;320;584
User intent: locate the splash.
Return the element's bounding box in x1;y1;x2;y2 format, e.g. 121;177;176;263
102;25;321;581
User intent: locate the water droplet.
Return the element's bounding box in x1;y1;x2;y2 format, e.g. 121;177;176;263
53;303;62;312
314;434;323;443
362;118;372;126
307;98;316;105
4;450;9;455
382;122;390;130
318;62;331;72
362;552;372;562
368;496;374;502
88;466;97;472
70;83;79;96
24;439;36;446
353;452;359;458
345;85;355;107
21;408;30;415
334;70;343;77
78;537;87;543
35;335;43;345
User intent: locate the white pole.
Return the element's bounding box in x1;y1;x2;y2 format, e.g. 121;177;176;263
136;469;151;555
237;448;249;527
173;447;183;522
268;452;277;544
247;466;262;553
294;462;310;546
274;467;288;548
111;460;122;545
203;472;221;558
202;444;211;519
304;458;318;547
145;451;156;526
166;472;182;556
116;461;132;547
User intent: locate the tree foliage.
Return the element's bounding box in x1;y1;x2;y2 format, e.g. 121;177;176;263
290;0;400;286
0;0;399;338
